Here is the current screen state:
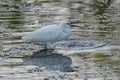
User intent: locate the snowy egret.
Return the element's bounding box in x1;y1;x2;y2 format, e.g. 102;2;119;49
22;21;72;50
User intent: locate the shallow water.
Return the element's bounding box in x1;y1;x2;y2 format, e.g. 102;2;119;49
0;0;120;80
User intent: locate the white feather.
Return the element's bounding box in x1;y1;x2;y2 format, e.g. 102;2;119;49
22;21;72;49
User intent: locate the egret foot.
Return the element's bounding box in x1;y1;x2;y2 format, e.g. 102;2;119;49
46;48;55;56
32;48;55;57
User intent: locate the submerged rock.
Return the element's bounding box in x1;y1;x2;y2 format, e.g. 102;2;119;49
54;40;106;50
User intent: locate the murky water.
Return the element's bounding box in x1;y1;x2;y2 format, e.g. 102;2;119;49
0;0;120;80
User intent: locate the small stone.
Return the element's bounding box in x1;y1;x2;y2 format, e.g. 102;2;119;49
66;68;77;72
44;78;49;80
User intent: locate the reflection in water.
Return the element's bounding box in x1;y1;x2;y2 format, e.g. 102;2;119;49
92;0;113;15
71;51;120;77
0;0;25;29
91;0;116;28
23;50;72;71
9;0;24;29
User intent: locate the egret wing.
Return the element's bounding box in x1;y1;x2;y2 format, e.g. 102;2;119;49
29;24;62;42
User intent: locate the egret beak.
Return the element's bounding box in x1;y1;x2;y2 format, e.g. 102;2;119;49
67;21;71;25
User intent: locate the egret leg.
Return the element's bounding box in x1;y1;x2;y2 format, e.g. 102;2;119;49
44;42;52;50
46;42;55;55
44;43;47;50
47;42;51;49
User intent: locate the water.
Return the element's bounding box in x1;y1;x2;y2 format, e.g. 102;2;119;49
0;0;120;80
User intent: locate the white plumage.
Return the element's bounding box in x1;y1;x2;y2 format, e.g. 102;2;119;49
22;21;72;49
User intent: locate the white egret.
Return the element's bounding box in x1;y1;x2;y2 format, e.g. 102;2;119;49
22;21;72;50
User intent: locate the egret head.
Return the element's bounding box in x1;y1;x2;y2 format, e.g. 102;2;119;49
59;21;72;34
